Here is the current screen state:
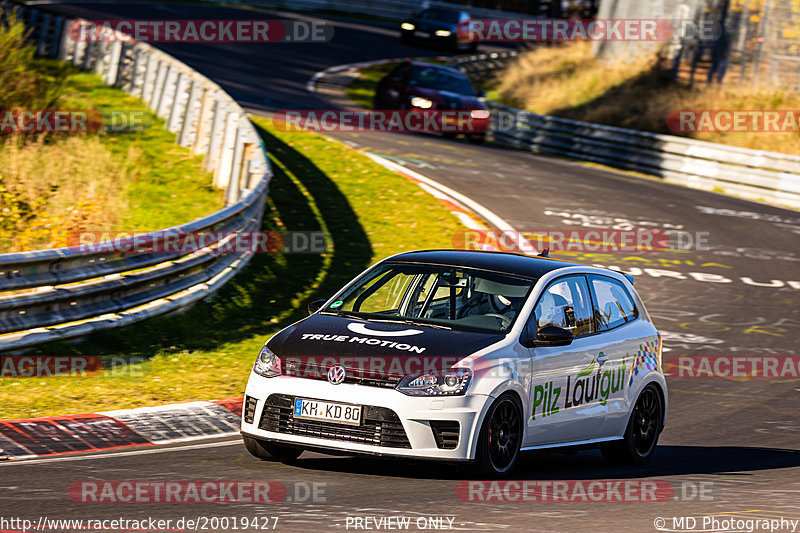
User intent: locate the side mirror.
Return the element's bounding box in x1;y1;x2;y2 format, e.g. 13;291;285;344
476;90;486;98
522;325;574;348
307;299;326;315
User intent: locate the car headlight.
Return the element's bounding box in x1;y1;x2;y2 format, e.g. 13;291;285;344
397;368;472;396
253;345;281;378
410;96;433;109
435;30;451;37
470;109;490;119
401;22;415;31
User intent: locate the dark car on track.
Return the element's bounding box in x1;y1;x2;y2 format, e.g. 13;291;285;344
373;62;490;143
400;7;477;51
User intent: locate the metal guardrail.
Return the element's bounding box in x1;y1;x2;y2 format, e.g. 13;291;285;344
446;52;800;209
446;50;519;81
0;3;272;351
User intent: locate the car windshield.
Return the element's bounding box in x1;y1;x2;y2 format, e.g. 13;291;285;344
409;67;475;95
418;9;463;24
322;262;536;333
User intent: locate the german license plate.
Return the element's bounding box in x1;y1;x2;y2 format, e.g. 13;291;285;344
293;398;362;426
415;31;431;38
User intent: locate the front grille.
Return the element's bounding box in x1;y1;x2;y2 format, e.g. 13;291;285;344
284;359;401;389
244;395;258;424
259;394;411;448
430;420;460;449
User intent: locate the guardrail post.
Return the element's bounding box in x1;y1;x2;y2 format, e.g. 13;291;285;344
81;40;95;70
58;19;75;62
205;98;227;172
141;53;159;104
239;143;254;188
179;79;203;147
156;65;178;118
168;72;190;133
192;88;214;155
246;157;265;190
115;41;133;89
92;41;107;75
72;39;86;67
149;60;169;111
105;40;123;86
226;122;247;203
128;46;145;96
214;111;238;192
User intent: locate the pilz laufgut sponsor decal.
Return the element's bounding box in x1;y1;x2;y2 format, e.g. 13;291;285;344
532;356;628;420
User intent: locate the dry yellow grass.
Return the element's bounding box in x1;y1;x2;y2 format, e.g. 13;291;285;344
492;42;800;154
0;135;137;252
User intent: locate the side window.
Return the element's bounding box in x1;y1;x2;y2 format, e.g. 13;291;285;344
532;276;594;337
590;276;638;331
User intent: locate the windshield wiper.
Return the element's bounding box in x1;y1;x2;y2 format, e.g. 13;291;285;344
366;316;453;330
321;310;361;318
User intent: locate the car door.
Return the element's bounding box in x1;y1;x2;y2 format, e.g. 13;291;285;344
587;274;644;439
524;275;610;447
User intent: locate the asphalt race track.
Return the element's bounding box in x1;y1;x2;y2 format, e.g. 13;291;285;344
2;3;800;532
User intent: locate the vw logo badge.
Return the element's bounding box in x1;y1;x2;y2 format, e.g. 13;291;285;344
327;364;346;385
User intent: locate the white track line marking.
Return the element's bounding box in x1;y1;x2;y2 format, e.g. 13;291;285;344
0;436;241;467
365;152;517;234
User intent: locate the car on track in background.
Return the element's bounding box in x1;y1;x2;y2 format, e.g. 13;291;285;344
373;62;490;143
241;250;667;477
399;7;477;51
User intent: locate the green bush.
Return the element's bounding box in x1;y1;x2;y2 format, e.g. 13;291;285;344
0;13;62;110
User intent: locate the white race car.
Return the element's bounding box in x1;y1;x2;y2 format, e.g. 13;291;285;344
241;250;667;476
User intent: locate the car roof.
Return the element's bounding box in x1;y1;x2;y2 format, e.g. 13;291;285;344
407;62;467;76
387;249;585;279
418;7;469;15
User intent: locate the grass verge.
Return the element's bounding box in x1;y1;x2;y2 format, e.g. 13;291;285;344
0;119;465;419
490;42;800;154
0;17;221;252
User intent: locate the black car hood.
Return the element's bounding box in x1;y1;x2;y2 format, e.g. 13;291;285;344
407;18;457;32
269;313;504;357
412;87;483;109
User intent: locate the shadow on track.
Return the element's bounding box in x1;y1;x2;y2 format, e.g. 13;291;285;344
283;445;800;480
20;126;372;358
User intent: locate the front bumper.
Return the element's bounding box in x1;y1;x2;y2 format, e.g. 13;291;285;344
242;371;491;461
